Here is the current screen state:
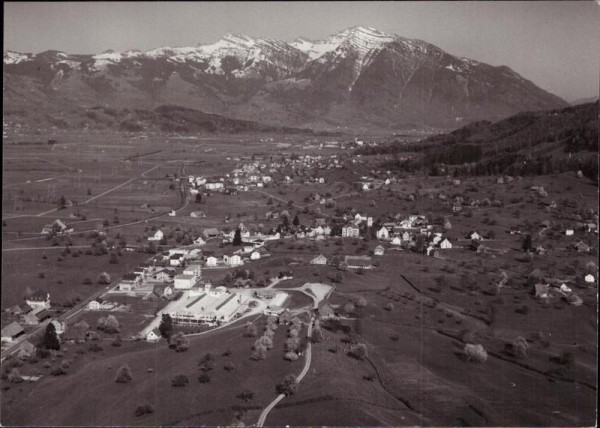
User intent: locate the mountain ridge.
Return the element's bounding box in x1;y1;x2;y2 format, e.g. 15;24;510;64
3;26;568;131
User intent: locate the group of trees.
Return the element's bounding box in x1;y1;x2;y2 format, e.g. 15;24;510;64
97;315;120;334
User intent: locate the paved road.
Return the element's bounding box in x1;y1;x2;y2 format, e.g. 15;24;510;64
257;316;314;427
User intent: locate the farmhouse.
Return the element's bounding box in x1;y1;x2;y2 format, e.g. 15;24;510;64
1;322;25;343
148;229;164;241
374;245;385;256
344;255;373;269
41;219;74;235
250;251;261;260
26;290;51;310
584;274;595;284
203;228;221;239
88;299;116;311
310;254;328;265
469;231;483;241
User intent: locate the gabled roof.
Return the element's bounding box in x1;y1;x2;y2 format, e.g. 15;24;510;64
1;321;25;338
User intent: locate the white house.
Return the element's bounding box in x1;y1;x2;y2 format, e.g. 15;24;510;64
374;245;385;256
148;229;164;241
226;254;243;266
469;232;483;241
585;274;595;284
168;210;176;217
146;330;160;342
174;274;196;290
440;239;452;249
391;236;402;246
565;229;574;236
310;254;328;265
26;291;51;310
376;227;390;240
342;226;360;238
205;256;218;267
51;320;66;336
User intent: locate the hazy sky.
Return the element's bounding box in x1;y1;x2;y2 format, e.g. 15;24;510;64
4;1;599;101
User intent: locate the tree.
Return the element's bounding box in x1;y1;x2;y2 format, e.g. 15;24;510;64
42;322;60;351
97;272;111;285
198;372;211;383
511;336;528;358
109;252;119;264
224;362;235;371
522;234;533;252
292;214;300;226
195;193;202;203
159;314;174;340
232;228;242;246
463;344;488;363
251;344;267;360
237;388;254;402
350;343;368;360
115;364;133;383
256;335;273;350
284;351;299;361
344;302;355;315
171;374;189;387
171;332;189;352
244;322;258;337
103;315;120;334
135;404;155;417
356;297;367;308
8;368;23;384
58;195;67;210
199;353;216;372
276;374;298;395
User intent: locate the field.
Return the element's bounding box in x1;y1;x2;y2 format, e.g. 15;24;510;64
2;130;597;426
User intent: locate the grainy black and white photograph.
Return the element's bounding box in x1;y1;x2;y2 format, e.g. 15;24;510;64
1;1;599;427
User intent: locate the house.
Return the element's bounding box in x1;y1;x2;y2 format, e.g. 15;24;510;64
440;239;452;249
152;283;173;299
342;225;360;238
469;232;483;241
391;236;402;246
310;254;328;265
23;312;40;326
190;211;206;218
250;251;261;260
203;228;220;239
444;219;452;230
146;330;161;342
401;231;411;242
205;256;218;267
1;321;25;343
7;302;32;317
26;290;51;310
374;245;385;256
118;273;142;291
51;319;66;335
376;226;390;240
565;229;574;236
573;241;590;253
174;274;196;290
41;219;74;235
584;274;595;284
168;210;176;217
344;255;373;269
195;236;206;245
227;254;243;266
566;293;583;306
35;310;52;323
153;269;173;282
318;302;336;319
148;229;164;241
264;306;286;316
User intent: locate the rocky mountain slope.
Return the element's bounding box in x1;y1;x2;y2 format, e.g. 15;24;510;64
3;26;569;131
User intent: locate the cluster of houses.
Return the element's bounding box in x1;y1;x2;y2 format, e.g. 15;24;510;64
3;290;53;333
41;219;73;235
528;268;595;306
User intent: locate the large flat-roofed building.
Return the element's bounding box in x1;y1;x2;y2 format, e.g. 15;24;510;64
166;288;245;325
174;274;196;290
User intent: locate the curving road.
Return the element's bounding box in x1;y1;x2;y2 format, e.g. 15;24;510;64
256;316;314;427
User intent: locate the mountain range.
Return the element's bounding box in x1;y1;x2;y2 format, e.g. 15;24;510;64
3;26;569;132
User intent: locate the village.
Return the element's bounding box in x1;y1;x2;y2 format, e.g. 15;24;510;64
1;130;598;427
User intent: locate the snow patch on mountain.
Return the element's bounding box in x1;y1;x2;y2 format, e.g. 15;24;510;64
4;51;31;65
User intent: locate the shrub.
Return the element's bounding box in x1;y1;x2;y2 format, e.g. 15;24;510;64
198;353;215;372
89;343;103;353
512;336;528;358
349;343;368;360
135;404;155;417
250;345;267;361
284;351;299;361
222;349;233;357
236;388;254;402
51;367;68;376
8;368;23;383
115;364;133;383
384;302;394;311
463;344;488;363
171;332;189;352
198;373;211;383
276;374;298;396
171;374;189;387
224;362;235;371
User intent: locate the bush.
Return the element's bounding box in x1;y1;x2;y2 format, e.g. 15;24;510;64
236;388;254;402
384;302;394;311
224;362;235;371
251;345;267;361
284;351;299;361
89;343;103;353
198;373;211;383
115;364;133;383
198;353;216;372
244;322;258;338
135;404;155;417
51;367;68;376
349;343;368;360
463;344;488;363
276;374;298;396
171;374;189;387
8;368;23;383
170;332;189;352
512;336;528;358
